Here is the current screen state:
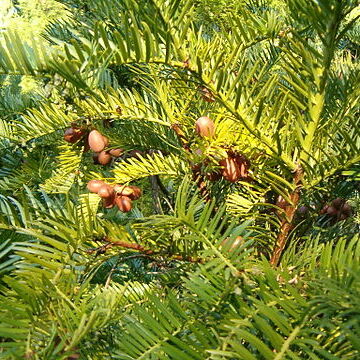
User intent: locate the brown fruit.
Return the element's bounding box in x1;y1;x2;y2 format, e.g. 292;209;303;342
97;185;114;199
87;180;105;193
109;148;123;157
103;193;115;208
342;203;352;216
128;186;142;200
195;116;215;138
219;157;241;183
326;206;338;216
115;196;132;212
98;151;112;165
64;127;84;143
339;213;348;221
113;185;134;197
332;198;344;209
88;130;107;152
234;154;250;178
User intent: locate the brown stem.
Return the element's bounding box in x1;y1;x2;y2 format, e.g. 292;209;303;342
270;166;303;267
150;175;163;214
88;237;203;263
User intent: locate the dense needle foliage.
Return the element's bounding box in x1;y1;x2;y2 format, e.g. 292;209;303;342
0;0;360;359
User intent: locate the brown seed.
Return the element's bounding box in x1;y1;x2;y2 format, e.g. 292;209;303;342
88;130;107;152
98;151;112;165
109;148;123;157
115;196;132;212
113;185;134;197
339;213;348;221
97;185;114;199
64;127;84;143
332;198;344;209
195;116;215;138
103;193;115;208
219;157;241;183
326;206;338;216
234;154;250;178
87;180;105;193
342;203;352;216
128;186;142;200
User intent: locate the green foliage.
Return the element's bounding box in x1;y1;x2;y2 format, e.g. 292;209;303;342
0;0;360;358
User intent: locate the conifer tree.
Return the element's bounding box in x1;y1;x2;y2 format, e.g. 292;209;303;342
0;0;360;358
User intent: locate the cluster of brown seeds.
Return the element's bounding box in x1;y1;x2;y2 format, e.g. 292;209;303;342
320;198;352;221
87;180;142;212
88;129;123;165
194;116;250;183
64;126;123;165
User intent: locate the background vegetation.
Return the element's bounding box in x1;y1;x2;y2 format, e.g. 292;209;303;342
0;0;360;359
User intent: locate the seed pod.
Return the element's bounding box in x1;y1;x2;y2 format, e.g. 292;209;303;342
103;193;115;208
195;116;215;138
326;206;338;216
87;180;105;193
98;151;112;165
64;127;84;143
234;154;250;178
332;197;344;209
88;130;107;152
115;196;132;212
109;148;123;157
64;128;76;143
97;185;114;199
219;157;241;183
342;203;352;216
113;185;134;197
339;213;348;221
128;186;142;200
